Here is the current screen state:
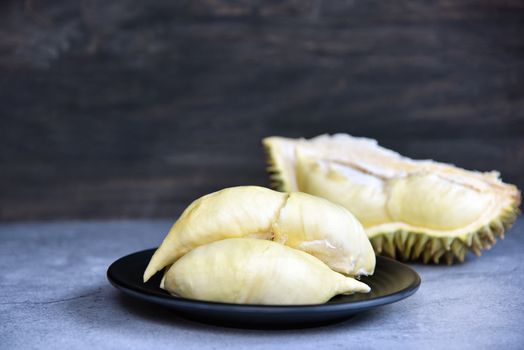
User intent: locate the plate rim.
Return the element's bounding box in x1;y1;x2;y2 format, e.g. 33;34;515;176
107;248;421;312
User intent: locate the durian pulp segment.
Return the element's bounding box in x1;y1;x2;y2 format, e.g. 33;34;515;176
143;186;286;282
143;185;376;282
295;152;390;227
162;238;370;305
263;134;521;264
275;192;376;276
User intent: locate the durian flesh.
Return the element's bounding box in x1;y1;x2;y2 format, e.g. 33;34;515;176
263;134;521;264
143;186;375;282
163;238;370;305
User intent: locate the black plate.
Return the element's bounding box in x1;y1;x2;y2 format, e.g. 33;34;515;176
107;249;420;329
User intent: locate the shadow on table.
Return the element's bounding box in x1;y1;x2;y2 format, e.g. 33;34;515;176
62;284;391;335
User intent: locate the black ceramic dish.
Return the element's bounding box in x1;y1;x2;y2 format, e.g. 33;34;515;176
108;249;420;329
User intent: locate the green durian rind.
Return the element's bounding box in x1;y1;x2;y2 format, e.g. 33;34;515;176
368;204;519;264
264;141;521;264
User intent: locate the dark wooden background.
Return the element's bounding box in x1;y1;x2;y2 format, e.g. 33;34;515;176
1;0;523;221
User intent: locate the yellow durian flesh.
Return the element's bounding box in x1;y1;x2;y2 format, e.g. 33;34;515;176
275;192;375;276
144;186;375;282
144;186;286;282
163;238;370;305
295;151;390;227
264;134;521;264
386;173;494;231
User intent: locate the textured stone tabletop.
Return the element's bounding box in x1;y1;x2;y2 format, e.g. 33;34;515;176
1;219;523;349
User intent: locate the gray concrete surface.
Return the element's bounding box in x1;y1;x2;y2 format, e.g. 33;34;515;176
1;219;523;349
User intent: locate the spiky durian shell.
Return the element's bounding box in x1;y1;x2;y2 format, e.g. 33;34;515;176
263;135;521;264
368;204;519;264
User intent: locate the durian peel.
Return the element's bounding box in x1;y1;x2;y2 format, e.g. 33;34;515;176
263;134;520;264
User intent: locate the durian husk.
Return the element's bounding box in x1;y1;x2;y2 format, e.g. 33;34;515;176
263;134;521;264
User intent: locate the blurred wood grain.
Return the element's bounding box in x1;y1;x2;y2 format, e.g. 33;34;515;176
1;0;523;220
